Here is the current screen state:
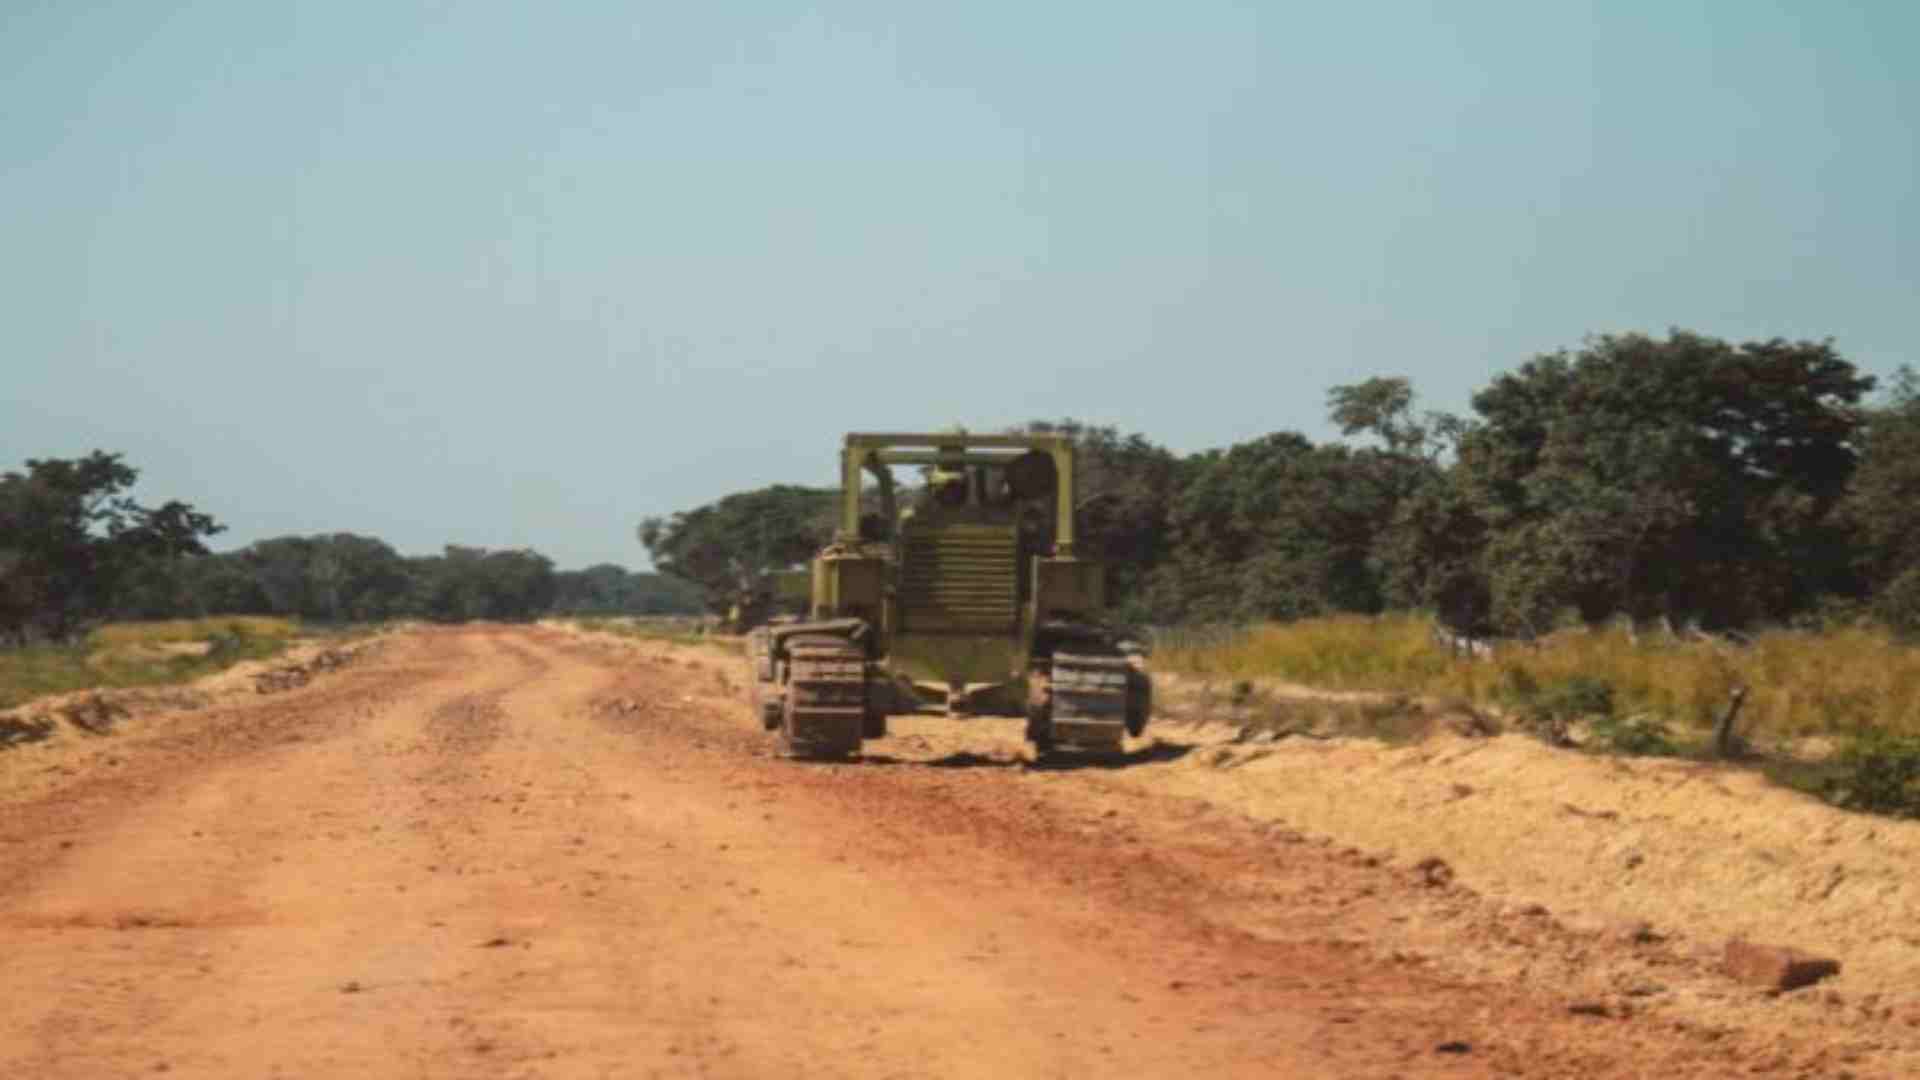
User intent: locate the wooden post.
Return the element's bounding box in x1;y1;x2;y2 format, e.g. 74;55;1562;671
1713;686;1749;759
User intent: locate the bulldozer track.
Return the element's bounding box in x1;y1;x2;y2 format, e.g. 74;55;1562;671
1048;650;1132;750
780;635;867;758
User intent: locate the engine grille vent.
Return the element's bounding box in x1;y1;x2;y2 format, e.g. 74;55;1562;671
899;523;1019;633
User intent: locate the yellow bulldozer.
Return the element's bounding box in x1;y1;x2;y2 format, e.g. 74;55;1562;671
746;432;1150;759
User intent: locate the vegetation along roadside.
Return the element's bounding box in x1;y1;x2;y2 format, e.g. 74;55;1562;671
0;617;301;711
1155;613;1920;820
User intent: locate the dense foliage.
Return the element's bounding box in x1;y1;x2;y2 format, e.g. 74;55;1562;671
12;329;1912;643
4;477;701;638
116;539;700;625
1147;331;1899;636
638;485;841;612
0;452;222;643
1455;333;1871;633
550;562;705;616
1845;368;1920;635
649;330;1912;638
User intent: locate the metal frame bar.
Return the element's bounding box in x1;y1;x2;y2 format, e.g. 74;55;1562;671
836;433;1076;556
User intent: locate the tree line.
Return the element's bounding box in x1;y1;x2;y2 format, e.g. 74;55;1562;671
0;453;701;643
643;330;1920;638
14;329;1914;643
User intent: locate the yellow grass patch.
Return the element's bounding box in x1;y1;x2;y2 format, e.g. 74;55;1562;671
1156;614;1920;740
2;618;301;712
88;617;300;648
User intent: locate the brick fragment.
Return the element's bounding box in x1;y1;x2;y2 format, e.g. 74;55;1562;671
1722;939;1840;992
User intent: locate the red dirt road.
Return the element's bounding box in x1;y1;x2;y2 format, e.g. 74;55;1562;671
0;627;1892;1077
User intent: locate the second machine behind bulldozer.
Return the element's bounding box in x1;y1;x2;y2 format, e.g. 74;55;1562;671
746;432;1151;759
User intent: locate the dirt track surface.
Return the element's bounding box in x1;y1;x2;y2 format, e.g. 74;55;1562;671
2;626;1914;1078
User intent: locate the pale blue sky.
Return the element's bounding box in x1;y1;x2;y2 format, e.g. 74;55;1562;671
4;2;1914;569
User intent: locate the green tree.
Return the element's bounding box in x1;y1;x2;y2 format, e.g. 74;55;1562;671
407;546;556;622
233;534;414;621
1846;368;1920;584
1013;420;1187;621
0;452;222;642
242;536;322;617
1456;331;1872;633
321;534;415;621
1326;376;1466;474
627;570;706;614
1375;477;1492;635
552;564;633;614
551;565;705;615
1841;366;1920;632
1324;377;1466;620
178;552;273;616
1151;433;1403;622
639;485;839;613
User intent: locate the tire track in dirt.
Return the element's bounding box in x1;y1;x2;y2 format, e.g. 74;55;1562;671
3;625;1907;1078
575;649;1641;1076
578;629;1915;1079
586;697;1619;1075
0;629;545;1078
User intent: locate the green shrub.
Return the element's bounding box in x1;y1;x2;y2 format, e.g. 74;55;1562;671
1541;675;1614;720
1498;670;1613;723
203;623;282;665
1828;728;1920;816
1874;569;1920;640
1;619;296;711
1589;712;1679;756
1493;665;1541;711
1496;671;1669;751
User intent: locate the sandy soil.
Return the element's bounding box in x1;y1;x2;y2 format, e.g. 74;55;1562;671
1;625;1913;1078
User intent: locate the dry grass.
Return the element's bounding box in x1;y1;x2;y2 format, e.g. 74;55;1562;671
0;618;301;712
1156;614;1920;742
557;615;723;649
88;617;300;648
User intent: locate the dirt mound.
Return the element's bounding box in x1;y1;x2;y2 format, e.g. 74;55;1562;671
1133;669;1920;999
2;686;212;739
595;633;1920;991
0;634;387;762
1136;720;1920;996
249;647;359;694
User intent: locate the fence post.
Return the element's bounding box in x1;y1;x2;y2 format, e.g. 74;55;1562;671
1713;686;1748;759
